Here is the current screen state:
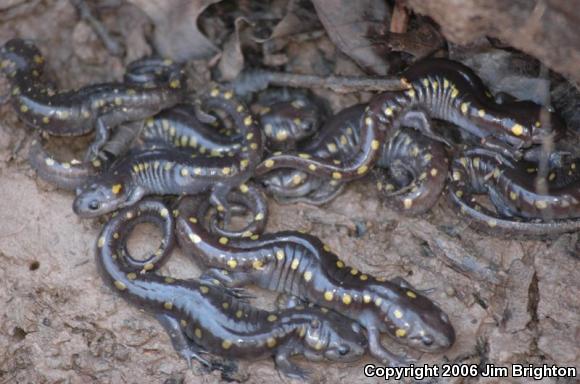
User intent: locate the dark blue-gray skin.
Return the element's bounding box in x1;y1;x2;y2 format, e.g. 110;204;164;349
73;89;264;219
96;199;368;380
176;196;456;367
448;149;580;235
0;38;186;160
253;58;564;181
260;103;449;213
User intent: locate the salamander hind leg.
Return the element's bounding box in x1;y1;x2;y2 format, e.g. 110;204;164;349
199;268;255;300
274;346;310;381
154;313;213;368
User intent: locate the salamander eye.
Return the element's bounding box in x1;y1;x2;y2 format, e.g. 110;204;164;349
88;200;100;210
422;335;434;346
338;345;350;356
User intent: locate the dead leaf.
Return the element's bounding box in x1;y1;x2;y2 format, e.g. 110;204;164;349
128;0;221;61
311;0;391;75
218;17;251;81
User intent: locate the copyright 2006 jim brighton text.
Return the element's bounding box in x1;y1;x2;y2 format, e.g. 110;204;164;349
364;363;577;381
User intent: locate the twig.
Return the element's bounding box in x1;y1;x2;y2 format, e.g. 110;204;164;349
70;0;125;57
232;69;409;95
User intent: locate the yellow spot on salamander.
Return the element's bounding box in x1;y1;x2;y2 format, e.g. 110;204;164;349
255;212;264;221
266;337;277;348
511;124;524;136
210;88;220;97
357;165;368;175
327;143;337;153
169;79;181;89
430;168;439;177
332;172;342;180
20;105;28;113
460;102;470;115
189;233;201;244
164;302;173;310
252;260;263;270
97;237;105;248
371;140;380;150
221;340;232;349
396;329;407;338
336;260;345;268
451;87;459;98
200;286;209;294
488;219;497;228
227;258;237;269
365;117;373;126
478;109;485;117
143;263;154;271
222;167;231;175
394;309;403;319
243;116;253;126
290;259;299;270
509;191;517;201
195;328;202;338
219;237;229;245
384;107;394;116
267;314;277;322
535;200;548;209
374;297;383;306
235;310;243;318
324;291;334;301
350;268;358;275
360;274;368;281
113;281;127;290
264;159;275;168
406;290;417;298
406;88;416;98
239;184;249;193
276;249;285;260
45;158;55;166
159;208;169;218
342;294;352;305
303;271;312;281
403;198;413;209
308;164;317;171
223;90;233;99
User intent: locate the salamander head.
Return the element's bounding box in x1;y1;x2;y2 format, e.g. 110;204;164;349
73;180;139;218
302;311;367;362
371;284;455;353
0;38;44;75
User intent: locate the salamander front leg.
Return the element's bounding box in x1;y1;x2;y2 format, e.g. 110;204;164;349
399;109;453;147
199;268;254;300
154;313;212;368
274;345;310;380
86;117;111;161
367;326;414;367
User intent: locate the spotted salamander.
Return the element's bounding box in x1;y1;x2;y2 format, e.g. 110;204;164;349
254;58;563;181
73;90;263;218
176;197;456;366
449;150;580;235
260;104;367;204
97;199;367;380
0;38;186;160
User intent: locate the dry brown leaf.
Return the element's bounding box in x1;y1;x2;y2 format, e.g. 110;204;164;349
128;0;221;61
218;17;251;81
311;0;391;75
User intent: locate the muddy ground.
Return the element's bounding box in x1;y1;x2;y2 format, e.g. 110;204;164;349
0;1;578;383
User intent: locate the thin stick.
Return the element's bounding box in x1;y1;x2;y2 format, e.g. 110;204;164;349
232;69;409;95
